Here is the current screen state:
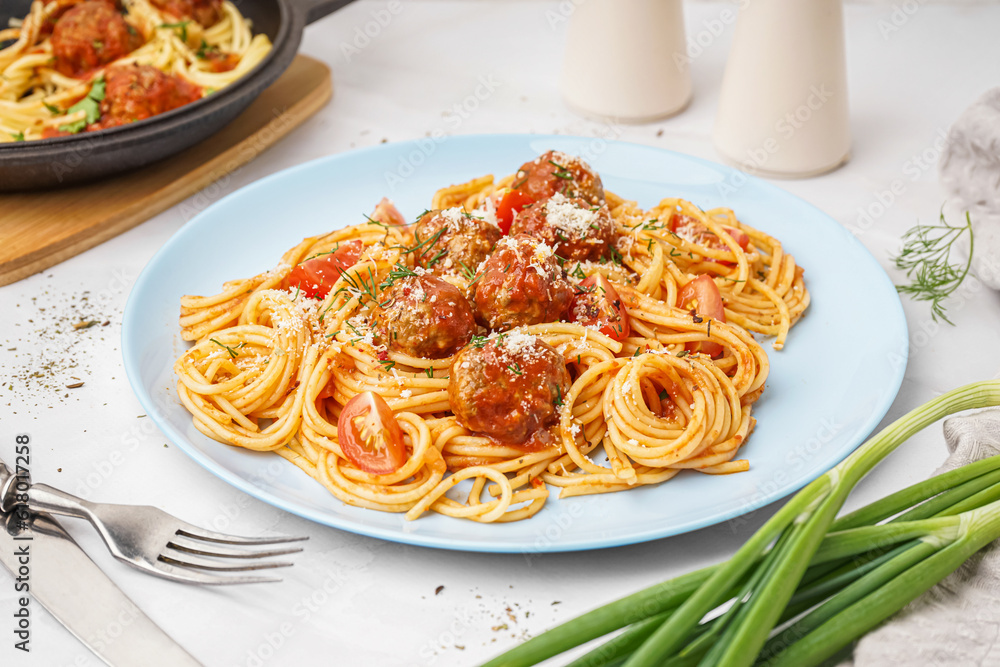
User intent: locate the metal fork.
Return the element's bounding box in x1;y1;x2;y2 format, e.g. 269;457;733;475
0;460;307;585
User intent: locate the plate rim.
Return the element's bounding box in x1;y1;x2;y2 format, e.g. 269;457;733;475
122;133;909;553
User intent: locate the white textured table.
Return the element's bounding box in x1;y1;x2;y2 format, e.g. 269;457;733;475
3;2;1000;665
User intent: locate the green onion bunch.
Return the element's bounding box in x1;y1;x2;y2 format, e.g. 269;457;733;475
483;380;1000;667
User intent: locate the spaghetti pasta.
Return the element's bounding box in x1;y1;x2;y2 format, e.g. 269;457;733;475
0;0;270;142
173;151;810;523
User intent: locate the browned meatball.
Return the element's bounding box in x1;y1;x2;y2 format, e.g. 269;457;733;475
374;274;477;359
472;235;574;331
510;193;615;262
151;0;224;27
51;1;142;77
449;331;570;444
90;65;202;130
411;208;502;278
512;150;605;206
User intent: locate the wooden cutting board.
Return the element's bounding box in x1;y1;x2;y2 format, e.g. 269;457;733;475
0;54;332;288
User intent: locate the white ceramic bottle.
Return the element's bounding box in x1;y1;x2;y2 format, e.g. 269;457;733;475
713;0;851;178
560;0;692;123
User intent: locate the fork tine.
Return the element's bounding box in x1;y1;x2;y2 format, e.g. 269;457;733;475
150;559;283;585
167;535;303;559
159;552;294;572
176;527;309;546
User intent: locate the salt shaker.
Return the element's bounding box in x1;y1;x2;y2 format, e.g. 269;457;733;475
560;0;692;122
713;0;851;178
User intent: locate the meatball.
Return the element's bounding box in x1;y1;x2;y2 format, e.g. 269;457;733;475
373;274;477;359
472;234;574;331
51;1;142;77
512;150;605;206
449;331;570;444
151;0;224;27
510;193;615;262
411;207;501;278
92;65;201;129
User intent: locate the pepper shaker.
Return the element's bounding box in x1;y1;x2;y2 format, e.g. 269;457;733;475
561;0;692;122
713;0;851;177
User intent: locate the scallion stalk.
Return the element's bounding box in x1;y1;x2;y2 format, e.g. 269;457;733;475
482;380;1000;667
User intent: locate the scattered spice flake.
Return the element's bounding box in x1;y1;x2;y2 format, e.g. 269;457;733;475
491;624;509;632
551;601;561;605
73;320;100;330
65;381;84;388
435;585;445;595
656;128;664;137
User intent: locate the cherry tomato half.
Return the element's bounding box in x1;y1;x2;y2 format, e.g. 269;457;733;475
283;240;364;300
677;274;726;358
337;391;407;475
569;274;630;342
491;188;536;235
670;214;750;256
370;197;407;227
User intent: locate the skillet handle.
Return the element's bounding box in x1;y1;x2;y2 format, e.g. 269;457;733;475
290;0;359;25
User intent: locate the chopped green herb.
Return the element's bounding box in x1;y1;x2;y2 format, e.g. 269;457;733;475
426;249;448;267
159;20;191;42
456;260;476;281
59;76;105;133
195;39;220;59
210;339;243;358
609;247;624;266
379;263;418;290
547;160;574;180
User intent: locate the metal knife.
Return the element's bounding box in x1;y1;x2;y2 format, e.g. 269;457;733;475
0;482;202;666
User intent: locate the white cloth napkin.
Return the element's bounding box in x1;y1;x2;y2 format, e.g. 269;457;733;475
841;410;1000;666
939;88;1000;289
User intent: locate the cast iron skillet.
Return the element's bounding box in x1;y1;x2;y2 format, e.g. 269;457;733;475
0;0;355;191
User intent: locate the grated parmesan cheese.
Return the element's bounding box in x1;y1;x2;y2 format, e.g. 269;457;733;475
545;193;600;239
501;330;537;356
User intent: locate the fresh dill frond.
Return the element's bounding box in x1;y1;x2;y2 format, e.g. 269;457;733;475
892;210;974;325
210;339;244;358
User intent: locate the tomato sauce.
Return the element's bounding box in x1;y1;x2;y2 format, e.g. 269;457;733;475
90;65;202;130
51;1;143;78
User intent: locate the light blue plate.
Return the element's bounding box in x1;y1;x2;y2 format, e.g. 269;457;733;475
122;135;908;553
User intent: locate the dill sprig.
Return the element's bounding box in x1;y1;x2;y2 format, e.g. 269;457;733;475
210;339;244;358
893;210;974;325
379;263;418;290
547;160;574;180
